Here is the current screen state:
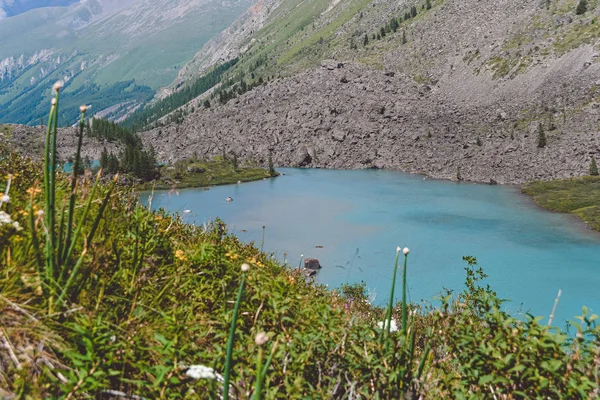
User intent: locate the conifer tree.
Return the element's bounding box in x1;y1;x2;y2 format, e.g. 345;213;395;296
363;34;369;46
268;155;276;177
576;0;587;14
590;156;599;176
537;123;547;148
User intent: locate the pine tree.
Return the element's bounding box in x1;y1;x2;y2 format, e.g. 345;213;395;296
426;0;432;10
268;155;276;177
411;5;417;17
380;27;386;38
232;152;238;170
537;123;547;148
402;30;407;44
100;147;108;170
363;34;369;46
576;0;587;14
590;156;599;176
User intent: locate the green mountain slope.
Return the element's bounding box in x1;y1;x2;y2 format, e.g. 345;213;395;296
0;0;254;125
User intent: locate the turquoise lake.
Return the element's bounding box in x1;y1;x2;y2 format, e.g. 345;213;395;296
140;168;600;326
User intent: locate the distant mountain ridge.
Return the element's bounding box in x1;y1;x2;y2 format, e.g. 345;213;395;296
0;0;80;18
0;0;254;125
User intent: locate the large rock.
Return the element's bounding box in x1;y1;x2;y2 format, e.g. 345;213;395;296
304;258;322;270
332;129;346;142
295;147;312;167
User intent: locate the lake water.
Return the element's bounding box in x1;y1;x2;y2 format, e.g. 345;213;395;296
139;168;600;326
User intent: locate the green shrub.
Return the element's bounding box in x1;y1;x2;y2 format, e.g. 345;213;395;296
577;0;588;15
537;122;547;148
590;156;599;176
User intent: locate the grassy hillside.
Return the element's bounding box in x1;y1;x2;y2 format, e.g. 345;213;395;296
1;88;600;398
138;157;278;190
522;176;600;231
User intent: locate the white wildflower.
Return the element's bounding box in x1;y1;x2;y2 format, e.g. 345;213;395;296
403;247;410;255
241;263;250;272
255;332;269;346
53;81;64;92
396;246;401;253
0;194;9;203
377;319;399;333
79;105;88;113
51;98;57;106
186;365;217;380
35;209;44;217
12;221;22;231
0;211;12;224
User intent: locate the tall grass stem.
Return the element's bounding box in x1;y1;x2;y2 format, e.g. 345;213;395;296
223;270;247;400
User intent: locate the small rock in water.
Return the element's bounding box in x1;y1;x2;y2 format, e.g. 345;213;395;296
304;258;322;270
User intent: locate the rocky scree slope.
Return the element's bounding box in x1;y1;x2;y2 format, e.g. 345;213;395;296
143;0;600;184
1;124;119;162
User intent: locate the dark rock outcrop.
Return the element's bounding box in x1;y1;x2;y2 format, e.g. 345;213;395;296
304;258;322;270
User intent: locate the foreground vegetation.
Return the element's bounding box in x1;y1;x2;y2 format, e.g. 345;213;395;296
2;88;600;398
522;176;600;231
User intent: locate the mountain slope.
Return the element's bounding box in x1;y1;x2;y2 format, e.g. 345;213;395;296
0;0;254;125
0;0;80;18
140;0;600;184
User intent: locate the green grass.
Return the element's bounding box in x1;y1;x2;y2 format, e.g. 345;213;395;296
0;124;14;137
554;19;600;55
522;176;600;231
138;158;278;190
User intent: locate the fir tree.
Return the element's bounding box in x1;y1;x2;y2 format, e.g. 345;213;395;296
268;154;276;177
590;156;599;176
576;0;587;14
363;34;369;46
426;0;432;9
537;123;547;148
232;152;238;170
